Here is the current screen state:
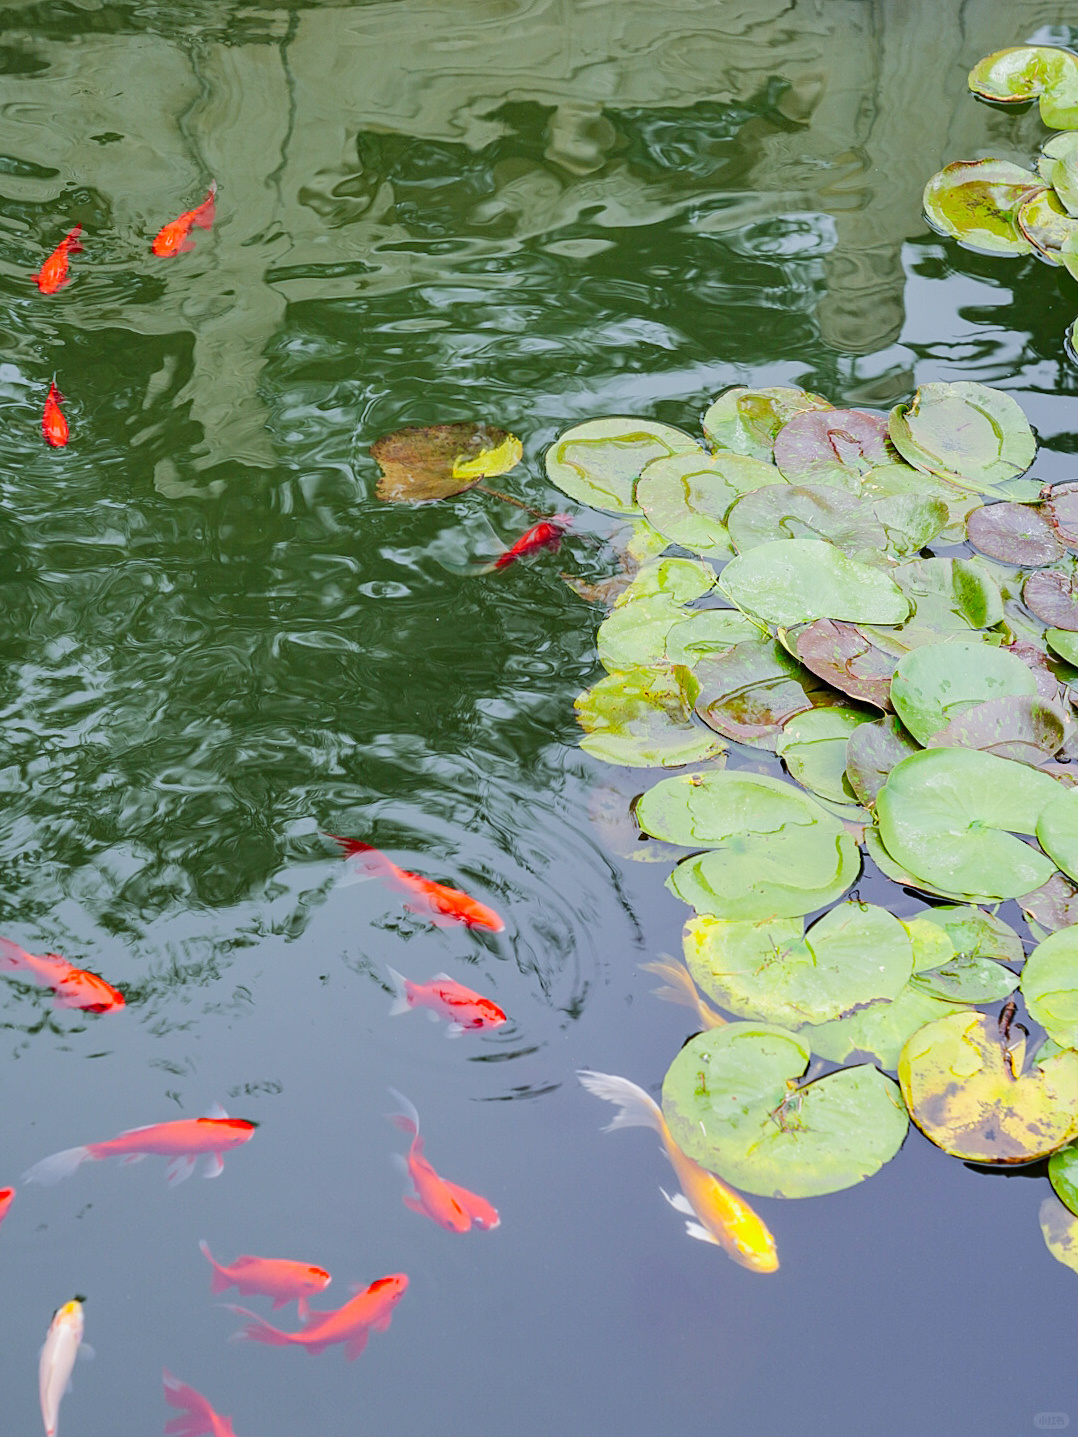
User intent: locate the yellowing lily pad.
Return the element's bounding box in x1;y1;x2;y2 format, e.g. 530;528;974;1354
575;665;726;768
1041;131;1078;216
545;418;700;514
923;160;1041;256
1017;187;1078;265
718;539;909;627
1040;1193;1078;1274
1021;926;1078;1048
635;450;782;558
371;422;522;502
702;386;832;462
890;640;1037;745
888;382;1037;491
968;45;1078;129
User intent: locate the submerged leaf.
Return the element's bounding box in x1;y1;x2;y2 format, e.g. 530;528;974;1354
575;665;725;768
718;539;909;628
923;160;1041;256
371;422;521;502
967;503;1065;565
1021;926;1078;1048
702;386;832;462
844;715;921;806
888;382;1037;490
635;450;782;558
861;462;981;544
545;418;700;514
923;904;1024;966
908;956;1018;1004
890;640;1037;745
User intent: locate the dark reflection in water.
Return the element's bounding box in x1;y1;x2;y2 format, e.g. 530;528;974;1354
1;2;1078;1435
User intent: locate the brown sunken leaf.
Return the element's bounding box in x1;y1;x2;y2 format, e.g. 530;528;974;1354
795;619;896;711
1024;561;1078;630
370;423;522;502
967;502;1064;565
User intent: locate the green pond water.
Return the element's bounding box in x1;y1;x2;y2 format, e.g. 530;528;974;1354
2;1;1078;1433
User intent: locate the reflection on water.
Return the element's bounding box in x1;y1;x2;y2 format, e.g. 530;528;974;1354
0;1;1078;1434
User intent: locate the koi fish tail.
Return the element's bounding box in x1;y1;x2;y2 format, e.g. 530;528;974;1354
0;936;30;971
193;183;217;228
386;966;413;1018
324;833;378;861
640;958;725;1028
386;1088;420;1136
577;1070;664;1134
224;1305;293;1347
22;1145;91;1185
198;1240;231;1294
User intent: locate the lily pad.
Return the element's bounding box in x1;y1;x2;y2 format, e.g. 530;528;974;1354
1024;560;1078;630
1020;926;1078;1048
844;714;921;807
635;451;783;558
575;665;726;768
864;825;973;902
899;1010;1078;1163
921;904;1024;966
875;747;1060;899
890;641;1037;745
693;639;818;749
616;556;714;607
1050;1142;1078;1215
682;902;913;1027
1041;131;1078;217
909;956;1018;1004
545;418;700;515
888;382;1037;491
923;160;1041;256
1040;1193;1078;1274
636;769;860;921
967;503;1064;565
662;1023;909;1198
861;462;981;544
718;539;910;628
1047;628;1078;666
371;422;522;502
1045;485;1078;549
597;597;755;673
799;984;958;1070
926;694;1067;765
776;706;872;804
794;620;897;711
702;387;832;462
885;557;1003;641
726;484;885;559
871;493;950;557
1021;871;1078;933
968;45;1078;129
1017;187;1078;265
772;408;895;486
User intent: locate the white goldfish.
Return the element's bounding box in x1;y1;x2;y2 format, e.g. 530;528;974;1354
40;1298;92;1436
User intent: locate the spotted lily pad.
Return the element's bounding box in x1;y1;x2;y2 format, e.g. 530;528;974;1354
692;639;818;748
844;715;921;806
799;984;958;1070
662;1023;908;1198
923;160;1041;256
575;665;725;768
636;769;860;921
890;641;1037;745
702;387;832;462
899;1010;1078;1163
545;418;700;514
718;539;909;628
1024;560;1078;630
635;451;783;558
682;902;913;1027
1020;927;1078;1048
726;485;885;559
793;620;897;711
967;503;1065;565
889;382;1036;492
968;45;1078;129
926;694;1067;765
371;422;522;502
875;747;1060;899
776;706;872;805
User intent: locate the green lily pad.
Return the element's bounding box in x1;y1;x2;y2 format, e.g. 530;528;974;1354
597;597;756;673
1047;628;1078;666
662;1023;909;1198
883;557;1004;644
923;904;1024;966
875;747;1061;899
871;493;950;557
1021;926;1078;1048
1050;1142;1078;1216
545;418;700;514
1040;1193;1078;1274
799;983;958;1070
772;408;895;486
683;901;913;1027
890;640;1037;745
1017;187;1078;265
702;387;832;462
718;539;910;628
844;714;921;807
794;620;897;711
861;462;981;545
967;503;1064;566
776;706;872;804
905;915;958;973
726;484;885;559
923;159;1041;256
899;1010;1078;1163
926;694;1067;765
1041;131;1078;216
692;639;818;748
635;450;783;558
636;769;860;921
575;665;726;768
1021;872;1078;933
864;825;973;902
969;45;1078;128
1024;560;1078;630
909;956;1018;1004
665;610;764;668
889;382;1037;492
614;555;714;607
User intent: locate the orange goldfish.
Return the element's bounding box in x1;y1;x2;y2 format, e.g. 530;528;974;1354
199;1240;330;1321
23;1105;256;1187
387;966;506;1036
42;383;68;447
328;835;505;931
228;1273;408;1361
152;183;217;257
387;1090;500;1232
163;1370;238;1437
577;1071;778;1273
0;1187;13;1230
33;225;83;295
0;936;124;1013
40;1298;91;1437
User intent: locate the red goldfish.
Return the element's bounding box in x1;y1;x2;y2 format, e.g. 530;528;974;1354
42;383;67;447
0;1187;13;1230
228;1273;408;1361
23;1105;255;1187
387;967;506;1036
199;1240;330;1321
327;835;504;931
163;1370;238;1437
0;936;124;1013
387;1090;500;1232
33;225;83;295
491;514;571;571
152;183;217;257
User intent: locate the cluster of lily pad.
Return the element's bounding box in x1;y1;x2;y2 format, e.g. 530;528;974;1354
548;382;1078;1266
924;44;1078;354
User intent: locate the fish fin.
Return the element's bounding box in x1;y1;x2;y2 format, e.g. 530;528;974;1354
577;1070;664;1133
433;972;454;981
386;1088;420;1135
684;1221;721;1245
200;1241;230;1293
370;1312;393;1333
121;1153;148;1165
660;1188;695;1216
179;237;196;253
78;1343;95;1361
344;1330;370;1361
0;936;31;970
297;1297;310;1323
193;186;216;228
426;1009;441;1023
386;966;412;1017
445;1022;465;1038
325;834;377;860
202;1153;225;1179
401;1193;427;1216
224;1305;291;1347
166;1154;197;1187
22;1145;91;1185
201;1102;229;1120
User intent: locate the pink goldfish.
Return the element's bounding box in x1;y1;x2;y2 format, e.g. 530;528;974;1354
387;1090;499;1232
327;835;505;931
163;1370;238;1437
387;967;506;1036
228;1273;408;1361
0;935;124;1013
23;1106;255;1187
199;1240;330;1320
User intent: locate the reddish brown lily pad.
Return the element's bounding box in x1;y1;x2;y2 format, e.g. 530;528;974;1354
844;715;921;807
1025;562;1078;630
371;423;521;502
1010;640;1065;701
926;693;1067;766
967;503;1064;565
773;409;895;486
693;639;816;749
1021;871;1078;932
1045;485;1078;549
795;619;896;711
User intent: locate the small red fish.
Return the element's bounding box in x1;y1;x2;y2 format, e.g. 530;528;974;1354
199;1240;330;1321
387;1090;499;1232
163;1370;238;1437
492;513;571;571
0;1188;14;1230
42;383;68;447
387;967;506;1036
32;225;83;295
23;1105;255;1186
152;183;217;258
327;835;504;931
228;1273;408;1361
0;935;124;1014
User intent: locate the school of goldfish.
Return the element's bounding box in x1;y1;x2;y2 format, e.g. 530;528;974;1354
15;192;778;1435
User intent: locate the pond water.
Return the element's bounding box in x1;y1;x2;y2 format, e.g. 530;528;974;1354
3;1;1078;1433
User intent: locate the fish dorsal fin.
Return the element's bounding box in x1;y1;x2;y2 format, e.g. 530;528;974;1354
118;1122;160;1136
201;1102;229;1120
433;972;454;982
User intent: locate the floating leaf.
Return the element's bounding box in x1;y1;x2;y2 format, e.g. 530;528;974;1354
1017;188;1078;265
864;824;972;902
794;620;897;711
663;1024;908;1198
693;639;818;749
871;493;950;557
702;387;832;462
1050;1143;1078;1216
875;747;1060;899
861;462;981;545
844;714;921;806
888;382;1037;491
1041;132;1078;217
772;408;895;487
799;984;958;1070
718;539;909;628
899;1010;1078;1163
1021;871;1078;933
883;557;1003;642
890;640;1037;745
1040;1193;1078;1274
683;902;913;1027
923;904;1024;966
616;556;715;607
635;451;782;558
967;503;1064;565
545;418;700;514
575;665;725;768
1045;484;1078;550
1047;628;1078;666
968;46;1078;129
726;484;885;559
905;916;958;972
909;956;1018;1004
636;769;860;921
926;694;1067;765
597;598;756;673
776;706;872;805
923;160;1041;256
1020;926;1078;1048
1024;560;1078;630
371;422;521;502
